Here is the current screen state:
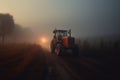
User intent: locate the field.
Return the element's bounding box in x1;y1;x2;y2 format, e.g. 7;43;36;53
0;42;120;80
79;40;120;80
0;44;47;80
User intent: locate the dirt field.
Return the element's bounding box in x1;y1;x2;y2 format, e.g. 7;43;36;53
0;44;119;80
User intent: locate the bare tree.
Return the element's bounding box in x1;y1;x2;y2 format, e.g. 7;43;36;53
0;13;15;44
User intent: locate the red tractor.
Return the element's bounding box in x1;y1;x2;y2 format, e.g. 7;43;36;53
50;29;79;56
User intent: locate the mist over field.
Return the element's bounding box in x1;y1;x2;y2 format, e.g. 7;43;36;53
0;1;120;80
0;0;120;42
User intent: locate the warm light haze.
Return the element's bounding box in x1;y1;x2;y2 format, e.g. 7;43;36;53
0;1;120;79
0;0;120;48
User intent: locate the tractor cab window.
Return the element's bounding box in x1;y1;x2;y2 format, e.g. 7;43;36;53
56;31;67;38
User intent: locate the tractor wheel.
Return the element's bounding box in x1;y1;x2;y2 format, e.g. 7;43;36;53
55;44;62;56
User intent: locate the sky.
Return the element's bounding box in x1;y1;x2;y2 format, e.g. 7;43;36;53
0;0;120;39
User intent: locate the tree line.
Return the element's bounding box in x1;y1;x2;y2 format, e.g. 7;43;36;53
0;13;33;44
0;13;14;44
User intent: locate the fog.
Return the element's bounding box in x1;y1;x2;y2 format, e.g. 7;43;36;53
0;0;120;49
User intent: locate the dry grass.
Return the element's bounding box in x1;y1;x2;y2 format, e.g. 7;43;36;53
0;43;47;80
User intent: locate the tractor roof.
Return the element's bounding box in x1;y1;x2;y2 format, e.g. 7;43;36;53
53;29;67;33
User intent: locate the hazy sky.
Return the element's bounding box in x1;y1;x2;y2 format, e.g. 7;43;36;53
0;0;120;38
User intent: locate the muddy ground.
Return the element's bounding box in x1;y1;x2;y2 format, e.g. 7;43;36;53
0;44;119;80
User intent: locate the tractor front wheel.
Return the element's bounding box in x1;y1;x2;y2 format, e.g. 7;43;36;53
55;44;62;56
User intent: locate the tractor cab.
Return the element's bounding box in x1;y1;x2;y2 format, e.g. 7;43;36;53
53;29;71;39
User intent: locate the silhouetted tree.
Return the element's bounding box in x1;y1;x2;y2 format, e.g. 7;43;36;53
0;13;15;44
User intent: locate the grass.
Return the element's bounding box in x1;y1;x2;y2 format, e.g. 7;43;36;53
78;39;120;80
0;43;47;80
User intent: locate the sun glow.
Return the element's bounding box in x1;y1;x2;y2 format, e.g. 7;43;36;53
41;37;47;44
38;37;50;50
